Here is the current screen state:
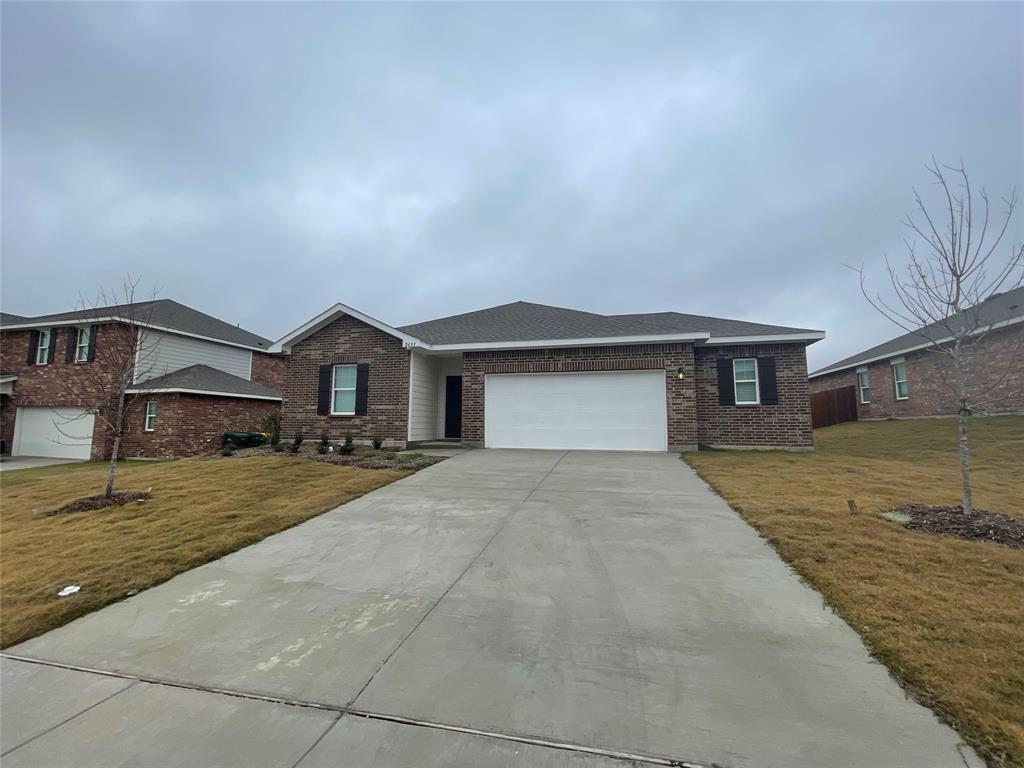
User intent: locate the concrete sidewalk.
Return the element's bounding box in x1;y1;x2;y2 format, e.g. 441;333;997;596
1;450;980;767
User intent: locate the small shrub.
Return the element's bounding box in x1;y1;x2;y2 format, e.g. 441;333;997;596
372;435;384;450
344;431;354;447
272;443;285;453
262;412;281;445
318;432;331;454
290;431;304;454
339;442;355;456
384;452;397;461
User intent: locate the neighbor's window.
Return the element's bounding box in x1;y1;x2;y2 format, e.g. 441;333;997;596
331;364;357;414
892;362;909;400
75;326;90;362
857;370;871;404
733;358;759;405
144;401;157;431
36;329;51;365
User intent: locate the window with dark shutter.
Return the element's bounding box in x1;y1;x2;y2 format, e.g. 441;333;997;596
717;358;735;406
354;363;369;415
316;364;332;415
86;324;98;362
757;357;778;405
46;330;57;365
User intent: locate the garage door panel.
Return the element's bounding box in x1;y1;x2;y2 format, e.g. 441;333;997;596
484;371;667;451
13;407;95;460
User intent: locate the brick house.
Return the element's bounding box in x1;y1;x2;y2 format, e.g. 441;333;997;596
0;300;284;460
272;301;824;451
808;287;1024;419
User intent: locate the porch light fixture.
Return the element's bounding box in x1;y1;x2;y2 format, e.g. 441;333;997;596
676;367;685;380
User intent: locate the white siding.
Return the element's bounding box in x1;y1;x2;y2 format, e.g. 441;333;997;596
135;329;252;383
435;356;463;437
408;351;440;442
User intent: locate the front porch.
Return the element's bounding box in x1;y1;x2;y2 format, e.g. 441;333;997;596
407;350;464;445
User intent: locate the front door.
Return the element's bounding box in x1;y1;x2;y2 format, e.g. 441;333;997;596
444;375;463;439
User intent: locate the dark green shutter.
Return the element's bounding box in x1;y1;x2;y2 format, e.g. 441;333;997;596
317;365;332;415
354;363;369;415
27;330;39;365
758;357;778;405
86;325;98;362
65;328;77;363
717;358;735;406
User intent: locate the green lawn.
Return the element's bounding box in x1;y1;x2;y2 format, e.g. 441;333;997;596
686;416;1024;768
0;456;408;648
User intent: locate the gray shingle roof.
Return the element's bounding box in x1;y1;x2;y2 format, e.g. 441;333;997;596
398;301;820;345
129;364;281;399
809;286;1024;377
0;312;27;324
0;299;272;349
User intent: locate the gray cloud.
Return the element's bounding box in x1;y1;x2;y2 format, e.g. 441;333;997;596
2;2;1021;370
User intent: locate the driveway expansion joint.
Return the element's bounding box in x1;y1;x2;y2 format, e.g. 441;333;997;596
0;653;721;768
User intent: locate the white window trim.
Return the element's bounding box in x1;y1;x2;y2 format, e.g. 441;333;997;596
330;364;357;416
144;400;157;432
733;358;760;405
36;329;51;365
857;369;871;404
891;361;909;401
75;326;90;363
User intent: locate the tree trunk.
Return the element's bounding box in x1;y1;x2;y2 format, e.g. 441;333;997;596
104;389;126;499
958;404;973;516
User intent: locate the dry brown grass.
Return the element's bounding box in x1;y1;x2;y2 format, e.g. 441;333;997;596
686;416;1024;768
1;456;407;649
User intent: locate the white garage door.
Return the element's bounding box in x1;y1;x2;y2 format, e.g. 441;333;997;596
485;370;667;451
13;407;95;460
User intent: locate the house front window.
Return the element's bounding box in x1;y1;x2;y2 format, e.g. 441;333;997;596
857;369;871;404
892;362;909;400
331;364;357;415
733;358;759;405
36;329;51;365
75;327;90;362
144;401;157;431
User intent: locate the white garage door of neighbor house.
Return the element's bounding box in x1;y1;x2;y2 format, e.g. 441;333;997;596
13;407;95;460
484;370;668;451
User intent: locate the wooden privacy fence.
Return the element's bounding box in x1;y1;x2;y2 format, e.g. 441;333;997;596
811;385;858;429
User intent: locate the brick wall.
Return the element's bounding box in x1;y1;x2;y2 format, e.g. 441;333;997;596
280;314;410;446
460;344;698;449
809;323;1023;419
0;325;133;458
0;395;14;454
695;343;813;448
251;351;287;392
120;393;279;459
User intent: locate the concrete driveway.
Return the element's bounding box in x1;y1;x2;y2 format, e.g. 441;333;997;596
1;450;978;768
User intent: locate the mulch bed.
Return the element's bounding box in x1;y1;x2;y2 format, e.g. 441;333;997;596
43;490;152;517
887;503;1024;548
212;443;445;472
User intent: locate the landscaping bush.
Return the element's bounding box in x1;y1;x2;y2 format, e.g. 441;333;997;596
318;432;331;455
290;431;304;454
339;431;355;455
372;434;384;450
261;412;281;445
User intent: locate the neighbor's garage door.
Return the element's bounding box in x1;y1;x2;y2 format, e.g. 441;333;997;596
13;407;95;460
484;370;667;451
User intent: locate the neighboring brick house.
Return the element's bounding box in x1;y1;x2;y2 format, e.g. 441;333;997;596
0;300;284;460
808;288;1024;420
272;301;824;451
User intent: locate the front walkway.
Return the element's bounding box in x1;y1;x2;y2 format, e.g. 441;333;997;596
1;450;979;767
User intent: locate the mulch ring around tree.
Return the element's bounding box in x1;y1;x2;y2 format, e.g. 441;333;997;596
41;490;152;517
882;503;1024;548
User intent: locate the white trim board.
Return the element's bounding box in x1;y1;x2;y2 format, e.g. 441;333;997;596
0;317;271;352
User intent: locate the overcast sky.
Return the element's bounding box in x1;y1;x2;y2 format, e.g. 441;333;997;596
2;2;1021;370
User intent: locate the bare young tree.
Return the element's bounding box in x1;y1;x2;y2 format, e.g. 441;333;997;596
853;159;1024;514
52;276;162;498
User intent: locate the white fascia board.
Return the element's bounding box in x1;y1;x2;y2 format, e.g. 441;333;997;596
424;332;711;353
0;317;270;352
125;386;282;401
808;315;1024;379
704;331;826;346
269;303;425;353
0;375;18;383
